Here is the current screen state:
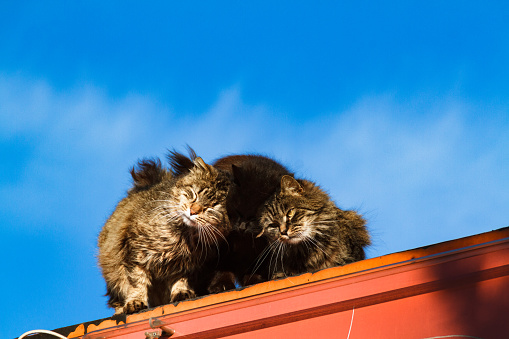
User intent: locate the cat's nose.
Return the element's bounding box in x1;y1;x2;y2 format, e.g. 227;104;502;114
279;224;288;235
189;203;203;215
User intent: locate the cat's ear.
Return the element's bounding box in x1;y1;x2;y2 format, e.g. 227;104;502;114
193;157;215;174
167;148;195;177
280;175;303;196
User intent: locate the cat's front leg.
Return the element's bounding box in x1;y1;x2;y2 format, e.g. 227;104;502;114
114;266;150;314
169;277;196;303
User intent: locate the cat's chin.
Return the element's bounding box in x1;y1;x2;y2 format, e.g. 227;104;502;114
181;215;221;232
181;215;199;227
279;235;302;245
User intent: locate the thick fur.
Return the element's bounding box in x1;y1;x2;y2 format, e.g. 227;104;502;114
129;158;171;193
211;154;296;287
168;150;370;289
167;146;197;177
214;154;293;228
98;157;231;314
256;175;371;279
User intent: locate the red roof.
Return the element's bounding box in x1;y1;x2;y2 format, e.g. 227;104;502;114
33;227;509;339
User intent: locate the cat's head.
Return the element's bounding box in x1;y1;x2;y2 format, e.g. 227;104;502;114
257;175;336;246
172;157;231;236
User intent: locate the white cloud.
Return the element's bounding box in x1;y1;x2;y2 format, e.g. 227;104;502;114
2;75;509;338
1;75;508;257
292;94;509;255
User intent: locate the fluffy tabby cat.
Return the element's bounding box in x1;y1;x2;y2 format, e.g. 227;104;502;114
97;156;231;314
255;175;370;280
167;151;290;289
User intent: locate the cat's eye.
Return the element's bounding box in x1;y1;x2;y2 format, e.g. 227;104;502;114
287;208;296;219
185;189;197;202
267;222;279;228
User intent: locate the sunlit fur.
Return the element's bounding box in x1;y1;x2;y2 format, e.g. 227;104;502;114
255;175;370;280
168;151;293;291
97;157;231;314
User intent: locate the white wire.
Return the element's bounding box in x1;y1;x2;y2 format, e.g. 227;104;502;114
346;307;355;339
18;329;67;339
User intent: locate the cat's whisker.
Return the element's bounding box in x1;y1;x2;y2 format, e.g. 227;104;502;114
201;228;210;262
201;224;219;258
268;240;283;279
166;213;181;222
151;199;177;204
150;210;171;224
249;240;279;281
146;205;169;217
299;234;313;253
277;242;287;278
311;219;337;224
305;236;329;258
207;208;223;218
208;229;221;260
147;205;180;223
194;215;228;247
200;225;213;257
196;228;203;262
148;206;179;218
160;213;180;225
207;224;228;244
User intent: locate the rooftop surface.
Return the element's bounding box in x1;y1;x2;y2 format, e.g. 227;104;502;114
27;226;509;339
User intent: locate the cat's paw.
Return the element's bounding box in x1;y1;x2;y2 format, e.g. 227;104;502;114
115;300;147;314
208;271;236;294
271;272;288;280
170;278;196;303
170;288;196;302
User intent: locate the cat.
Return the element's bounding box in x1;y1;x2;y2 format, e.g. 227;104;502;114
213;154;370;283
167;149;370;288
167;151;291;290
255;175;370;280
211;154;294;287
97;156;231;314
213;154;293;231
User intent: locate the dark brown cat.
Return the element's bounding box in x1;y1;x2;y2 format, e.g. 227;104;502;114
255;175;370;280
214;154;293;230
210;154;294;288
97;156;231;314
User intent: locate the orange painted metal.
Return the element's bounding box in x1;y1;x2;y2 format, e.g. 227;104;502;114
70;227;509;339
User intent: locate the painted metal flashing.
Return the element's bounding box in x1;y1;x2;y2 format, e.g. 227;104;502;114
27;227;509;339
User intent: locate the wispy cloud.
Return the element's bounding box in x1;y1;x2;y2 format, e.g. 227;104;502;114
1;73;509;338
293;94;509;255
1;74;508;254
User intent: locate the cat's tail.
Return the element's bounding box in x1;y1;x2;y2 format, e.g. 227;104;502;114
167;145;197;177
342;210;371;262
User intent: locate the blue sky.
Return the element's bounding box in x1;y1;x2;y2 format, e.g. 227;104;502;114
1;1;508;337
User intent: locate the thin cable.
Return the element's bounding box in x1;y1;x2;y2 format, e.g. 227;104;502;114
346;307;355;339
18;329;67;339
